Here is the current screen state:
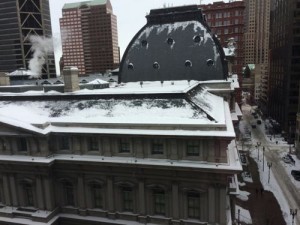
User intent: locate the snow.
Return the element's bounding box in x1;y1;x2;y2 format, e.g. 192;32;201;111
0;81;236;138
87;79;108;84
235;205;252;224
191;88;225;123
236;190;250;201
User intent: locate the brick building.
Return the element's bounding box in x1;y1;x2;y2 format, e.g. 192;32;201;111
60;0;119;76
199;1;245;81
199;1;245;106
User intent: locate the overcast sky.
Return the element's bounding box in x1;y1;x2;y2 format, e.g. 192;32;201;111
49;0;227;73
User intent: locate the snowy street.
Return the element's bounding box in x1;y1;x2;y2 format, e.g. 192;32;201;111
240;104;300;225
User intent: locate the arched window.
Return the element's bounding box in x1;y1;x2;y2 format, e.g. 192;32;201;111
153;188;165;215
91;182;103;208
63;181;74;206
23;182;34;207
167;37;174;45
122;186;133;212
141;40;148;47
187;191;200;219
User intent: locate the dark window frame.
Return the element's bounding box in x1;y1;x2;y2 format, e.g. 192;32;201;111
23;183;34;207
151;140;164;155
91;183;102;208
187;191;200;219
63;181;75;206
18;137;27;152
119;139;130;153
88;136;99;151
122;186;133;212
153;189;165;215
186;141;200;156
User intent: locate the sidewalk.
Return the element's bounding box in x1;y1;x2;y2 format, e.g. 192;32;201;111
237;157;286;225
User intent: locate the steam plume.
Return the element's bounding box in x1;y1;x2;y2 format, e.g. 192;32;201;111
28;35;54;78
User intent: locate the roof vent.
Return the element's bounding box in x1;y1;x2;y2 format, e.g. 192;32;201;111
153;62;160;69
185;60;192;67
167;37;174;45
207;59;214;66
128;63;134;70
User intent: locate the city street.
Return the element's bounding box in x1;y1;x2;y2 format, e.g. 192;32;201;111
241;104;300;225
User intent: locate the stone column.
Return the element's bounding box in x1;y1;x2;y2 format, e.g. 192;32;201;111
77;175;86;208
208;186;215;223
107;176;114;211
138;180;145;214
36;175;45;209
9;174;18;206
219;187;226;224
44;178;54;210
103;138;111;157
172;182;179;219
2;174;11;205
170;140;178;160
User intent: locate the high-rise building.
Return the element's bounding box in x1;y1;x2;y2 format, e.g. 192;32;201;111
269;0;300;138
0;0;56;78
199;1;245;105
60;0;119;76
244;0;271;109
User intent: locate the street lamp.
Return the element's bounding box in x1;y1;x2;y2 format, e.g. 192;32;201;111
257;142;261;161
267;162;272;183
262;146;265;171
290;208;297;225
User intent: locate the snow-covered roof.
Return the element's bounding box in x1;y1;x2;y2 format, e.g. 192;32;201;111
0;81;236;138
6;69;38;77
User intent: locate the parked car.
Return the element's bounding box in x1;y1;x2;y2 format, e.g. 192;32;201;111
282;154;295;165
291;170;300;181
287;154;295;165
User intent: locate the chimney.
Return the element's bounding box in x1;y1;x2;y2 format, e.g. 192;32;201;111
63;66;79;92
0;72;10;86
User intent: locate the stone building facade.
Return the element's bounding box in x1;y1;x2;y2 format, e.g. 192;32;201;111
0;5;241;225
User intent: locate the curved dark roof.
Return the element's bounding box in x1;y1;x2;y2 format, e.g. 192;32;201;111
119;5;227;83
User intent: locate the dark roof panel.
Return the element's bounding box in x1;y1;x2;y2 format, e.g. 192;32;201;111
119;6;227;83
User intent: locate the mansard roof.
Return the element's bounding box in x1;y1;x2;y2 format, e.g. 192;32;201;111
119;5;228;83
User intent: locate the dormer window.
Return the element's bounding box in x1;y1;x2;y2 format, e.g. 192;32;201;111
167;37;174;45
153;62;160;70
128;63;134;70
141;40;148;47
193;35;201;43
185;60;192;67
207;59;214;66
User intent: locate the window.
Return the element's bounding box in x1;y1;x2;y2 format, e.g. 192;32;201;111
58;136;70;150
151;140;164;154
23;183;34;207
91;183;102;208
63;181;74;206
187;192;200;219
18;138;27;152
119;139;130;153
88;136;98;151
153;189;165;215
187;141;200;156
122;187;133;211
